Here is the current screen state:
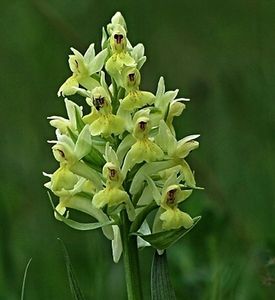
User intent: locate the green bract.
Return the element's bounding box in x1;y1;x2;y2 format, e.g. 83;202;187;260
44;12;201;263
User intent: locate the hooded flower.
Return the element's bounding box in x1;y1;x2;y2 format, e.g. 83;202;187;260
118;67;155;112
92;144;135;220
155;120;199;187
48;126;102;190
147;174;193;231
159;185;193;230
122;109;164;175
43;164;114;240
105;23;136;87
44;166;93;216
83;86;124;136
107;12;127;37
58;44;108;97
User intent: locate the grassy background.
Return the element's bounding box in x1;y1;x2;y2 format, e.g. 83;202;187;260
1;0;275;299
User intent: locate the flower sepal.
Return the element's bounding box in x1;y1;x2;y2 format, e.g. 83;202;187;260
57;44;107;97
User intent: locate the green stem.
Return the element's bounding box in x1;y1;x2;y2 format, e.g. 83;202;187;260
111;78;120;113
121;210;143;300
130;201;158;233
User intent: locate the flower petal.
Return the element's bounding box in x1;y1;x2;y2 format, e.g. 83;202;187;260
88;48;108;74
104;143;120;166
156;76;165;98
155;120;177;155
84;43;95;64
78;76;100;91
75;125;92;160
146;176;161;204
116;134;136;165
58;76;79;97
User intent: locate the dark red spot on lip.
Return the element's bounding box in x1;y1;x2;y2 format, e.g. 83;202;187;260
139;121;147;131
93;96;105;110
58;149;65;158
114;34;124;44
108;168;117;180
128;73;135;82
110;169;116;177
167;189;176;204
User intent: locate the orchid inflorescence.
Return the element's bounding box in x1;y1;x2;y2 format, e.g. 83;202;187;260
44;12;201;263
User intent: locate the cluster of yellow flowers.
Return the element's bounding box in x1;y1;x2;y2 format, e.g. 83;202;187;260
44;12;200;262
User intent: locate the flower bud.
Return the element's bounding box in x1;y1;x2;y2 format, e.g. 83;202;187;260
174;135;200;158
107;12;127;35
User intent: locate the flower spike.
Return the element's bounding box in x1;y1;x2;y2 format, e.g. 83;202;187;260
45;12;202;266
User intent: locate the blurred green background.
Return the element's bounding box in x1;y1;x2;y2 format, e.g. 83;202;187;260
1;0;275;299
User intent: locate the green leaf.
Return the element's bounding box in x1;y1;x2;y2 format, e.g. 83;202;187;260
117;86;126;100
131;216;201;250
67;126;78;143
84;150;105;170
67;127;105;170
58;239;86;300
48;192;113;231
57;213;113;231
151;251;176;300
74;106;85;133
100;71;109;94
130;201;158;233
130;160;177;195
20;258;32;300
